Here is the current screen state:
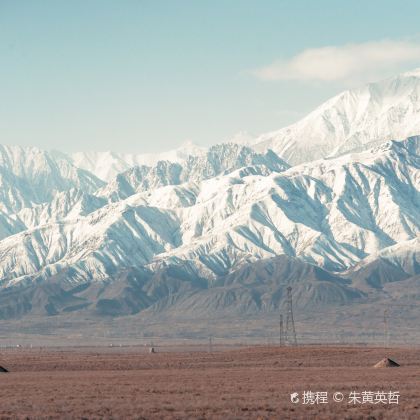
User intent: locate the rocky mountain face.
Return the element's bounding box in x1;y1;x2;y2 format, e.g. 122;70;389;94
0;70;419;323
96;144;290;202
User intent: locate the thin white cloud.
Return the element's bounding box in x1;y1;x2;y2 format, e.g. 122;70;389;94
253;40;420;83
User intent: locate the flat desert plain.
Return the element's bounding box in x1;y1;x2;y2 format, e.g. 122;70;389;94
0;345;419;419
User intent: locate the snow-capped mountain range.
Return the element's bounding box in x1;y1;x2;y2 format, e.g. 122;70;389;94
0;69;419;319
64;69;420;181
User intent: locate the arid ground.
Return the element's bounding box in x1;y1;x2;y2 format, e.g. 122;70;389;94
0;345;419;419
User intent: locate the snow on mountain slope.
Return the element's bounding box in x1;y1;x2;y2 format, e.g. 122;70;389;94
253;69;420;164
350;236;419;276
63;68;420;179
0;145;104;214
0;136;418;287
0;199;182;286
97;144;290;202
157;137;419;269
69;140;206;181
373;236;419;268
16;189;107;230
0;143;287;239
0;211;26;241
343;236;420;291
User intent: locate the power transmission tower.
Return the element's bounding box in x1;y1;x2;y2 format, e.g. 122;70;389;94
208;336;213;353
279;314;284;346
383;309;389;347
285;286;297;346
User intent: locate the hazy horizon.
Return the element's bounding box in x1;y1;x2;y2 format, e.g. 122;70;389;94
2;0;420;154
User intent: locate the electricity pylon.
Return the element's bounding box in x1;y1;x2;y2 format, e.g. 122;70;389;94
279;313;284;346
285;286;297;346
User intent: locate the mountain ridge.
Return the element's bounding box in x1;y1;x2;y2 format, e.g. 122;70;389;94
0;69;419;323
0;137;418;292
252;69;420;164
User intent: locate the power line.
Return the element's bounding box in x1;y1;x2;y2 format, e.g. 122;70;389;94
285;286;297;346
279;313;284;346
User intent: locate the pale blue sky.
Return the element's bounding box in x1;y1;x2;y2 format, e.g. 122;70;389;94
1;0;420;153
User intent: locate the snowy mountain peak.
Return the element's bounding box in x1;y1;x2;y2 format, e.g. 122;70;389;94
253;68;420;164
178;139;204;152
69;141;207;181
229;131;255;145
0;144;104;214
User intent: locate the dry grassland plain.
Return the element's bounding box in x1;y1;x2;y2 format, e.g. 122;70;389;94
0;346;419;419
